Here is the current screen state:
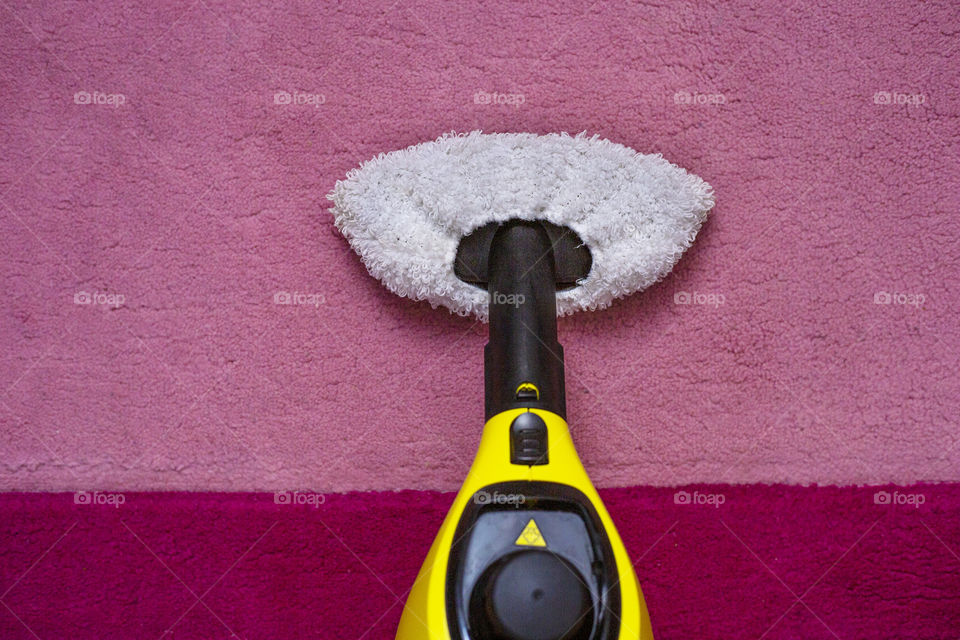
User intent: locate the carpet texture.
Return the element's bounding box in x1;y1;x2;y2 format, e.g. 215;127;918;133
1;485;959;639
1;0;958;492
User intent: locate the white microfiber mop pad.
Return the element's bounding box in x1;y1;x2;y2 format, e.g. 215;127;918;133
328;131;714;321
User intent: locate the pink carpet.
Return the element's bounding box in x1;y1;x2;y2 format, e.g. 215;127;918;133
1;486;959;639
2;0;958;492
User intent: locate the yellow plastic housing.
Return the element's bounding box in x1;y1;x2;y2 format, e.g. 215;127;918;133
396;408;654;640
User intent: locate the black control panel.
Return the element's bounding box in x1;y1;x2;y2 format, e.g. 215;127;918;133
446;482;621;640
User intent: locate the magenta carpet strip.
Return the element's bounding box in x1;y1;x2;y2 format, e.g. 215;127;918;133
1;484;958;639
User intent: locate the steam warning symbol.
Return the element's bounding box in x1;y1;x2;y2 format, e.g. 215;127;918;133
515;518;547;547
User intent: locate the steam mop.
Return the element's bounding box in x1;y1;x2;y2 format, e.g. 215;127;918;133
329;132;713;640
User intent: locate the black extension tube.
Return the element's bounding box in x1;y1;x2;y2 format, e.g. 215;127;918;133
484;221;566;420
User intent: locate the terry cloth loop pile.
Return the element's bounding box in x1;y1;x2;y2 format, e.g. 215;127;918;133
327;131;715;321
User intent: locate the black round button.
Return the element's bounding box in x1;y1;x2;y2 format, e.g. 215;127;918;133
473;550;593;640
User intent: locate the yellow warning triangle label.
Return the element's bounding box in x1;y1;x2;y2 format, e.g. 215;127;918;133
515;519;547;547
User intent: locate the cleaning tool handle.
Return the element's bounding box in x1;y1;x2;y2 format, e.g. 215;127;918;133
484;221;566;420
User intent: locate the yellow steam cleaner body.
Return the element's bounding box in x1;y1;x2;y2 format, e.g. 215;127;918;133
395;222;654;640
